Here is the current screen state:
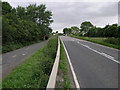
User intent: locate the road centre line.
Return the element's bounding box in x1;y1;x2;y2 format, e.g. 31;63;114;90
101;52;114;59
77;42;120;64
22;52;27;56
22;54;26;56
12;55;17;58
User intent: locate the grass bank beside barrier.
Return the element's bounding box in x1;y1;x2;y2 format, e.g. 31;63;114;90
56;40;71;88
69;35;120;50
2;36;58;88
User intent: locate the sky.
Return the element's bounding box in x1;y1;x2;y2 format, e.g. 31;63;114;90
3;0;119;33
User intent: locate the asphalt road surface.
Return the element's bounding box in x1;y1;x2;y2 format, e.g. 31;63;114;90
2;41;47;79
60;36;119;88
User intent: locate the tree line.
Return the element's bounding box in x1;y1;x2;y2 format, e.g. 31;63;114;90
63;21;119;38
2;1;53;46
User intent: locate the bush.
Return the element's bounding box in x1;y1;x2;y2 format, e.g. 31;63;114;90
103;38;119;45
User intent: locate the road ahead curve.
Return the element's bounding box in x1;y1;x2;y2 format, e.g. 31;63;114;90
60;36;119;88
2;41;47;79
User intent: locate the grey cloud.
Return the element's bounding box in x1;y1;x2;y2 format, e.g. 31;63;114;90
49;2;116;32
8;1;118;32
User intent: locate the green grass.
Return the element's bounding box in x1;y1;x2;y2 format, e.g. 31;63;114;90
69;35;120;49
58;40;71;88
2;36;58;88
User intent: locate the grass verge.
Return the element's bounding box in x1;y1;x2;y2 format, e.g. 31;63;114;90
55;39;71;89
2;36;58;88
69;35;120;50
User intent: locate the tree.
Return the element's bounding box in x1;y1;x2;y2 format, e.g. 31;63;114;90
26;4;53;40
85;26;96;37
71;26;80;35
63;28;72;34
16;6;26;20
80;21;94;35
2;1;53;46
95;27;104;37
2;16;13;44
104;25;118;37
103;24;118;37
2;2;12;15
118;26;120;37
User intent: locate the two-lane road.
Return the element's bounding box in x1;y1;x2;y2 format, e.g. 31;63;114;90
60;36;119;88
2;41;47;79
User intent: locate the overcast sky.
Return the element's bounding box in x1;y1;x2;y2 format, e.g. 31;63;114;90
4;0;119;33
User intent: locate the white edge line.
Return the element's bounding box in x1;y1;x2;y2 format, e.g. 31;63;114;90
60;37;80;89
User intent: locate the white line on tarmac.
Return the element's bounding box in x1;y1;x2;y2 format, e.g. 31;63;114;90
12;55;17;58
73;36;119;51
78;42;120;64
100;52;115;59
60;37;80;90
22;52;27;56
22;54;26;56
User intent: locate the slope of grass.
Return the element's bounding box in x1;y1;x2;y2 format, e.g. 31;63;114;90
2;36;58;88
69;35;120;49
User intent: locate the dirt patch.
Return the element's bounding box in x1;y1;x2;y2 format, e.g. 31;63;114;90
55;58;76;89
55;69;64;88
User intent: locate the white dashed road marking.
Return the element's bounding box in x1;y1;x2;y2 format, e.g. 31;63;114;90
77;41;120;64
12;55;17;58
22;54;26;56
22;52;27;56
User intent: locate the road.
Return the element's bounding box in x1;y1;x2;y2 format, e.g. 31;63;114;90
60;36;119;88
2;41;47;79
